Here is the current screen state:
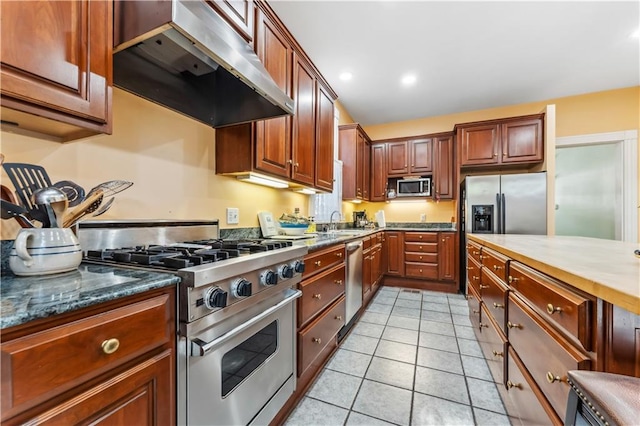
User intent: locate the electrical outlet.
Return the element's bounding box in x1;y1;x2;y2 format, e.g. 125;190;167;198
226;207;239;225
420;213;427;222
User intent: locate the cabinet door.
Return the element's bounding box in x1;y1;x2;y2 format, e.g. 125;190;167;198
363;250;372;296
363;140;371;200
409;138;433;174
385;231;405;276
315;85;334;191
501;118;543;164
433;134;455;200
339;126;357;200
1;0;112;130
254;8;292;178
355;131;365;198
209;0;254;42
438;233;456;281
386;141;409;176
459;124;500;166
370;144;387;201
291;54;316;186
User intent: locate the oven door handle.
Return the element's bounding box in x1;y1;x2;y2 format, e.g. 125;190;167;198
190;289;302;357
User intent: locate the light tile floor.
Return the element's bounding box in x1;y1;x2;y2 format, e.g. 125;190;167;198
284;286;513;426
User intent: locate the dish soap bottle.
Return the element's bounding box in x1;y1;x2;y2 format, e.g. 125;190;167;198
307;217;316;233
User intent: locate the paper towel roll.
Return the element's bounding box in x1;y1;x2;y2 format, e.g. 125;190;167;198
375;210;386;228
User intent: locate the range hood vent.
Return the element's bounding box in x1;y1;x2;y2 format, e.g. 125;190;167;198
113;0;294;128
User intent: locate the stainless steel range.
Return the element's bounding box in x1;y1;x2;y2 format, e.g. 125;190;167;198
77;220;307;426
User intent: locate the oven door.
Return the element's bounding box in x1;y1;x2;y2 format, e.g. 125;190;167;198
185;288;301;426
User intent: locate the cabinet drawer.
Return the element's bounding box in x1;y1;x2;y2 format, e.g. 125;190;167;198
468;285;482;331
376;233;383;244
298;296;345;376
467;240;482;265
404;232;438;243
1;294;172;415
298;263;345;327
303;244;345;278
466;255;482;295
405;252;438;263
405;262;438;279
506;346;561;425
480;247;509;282
480;268;508;331
363;236;372;250
508;294;591;420
509;262;593;350
404;242;438;253
478;305;506;384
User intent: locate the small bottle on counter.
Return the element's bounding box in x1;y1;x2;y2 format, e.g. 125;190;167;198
307;217;316;233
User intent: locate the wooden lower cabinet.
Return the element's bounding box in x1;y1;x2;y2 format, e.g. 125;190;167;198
477;304;506;384
298;263;345;327
298;296;345;376
385;231;404;276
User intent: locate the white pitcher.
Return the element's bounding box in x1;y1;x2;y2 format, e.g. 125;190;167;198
9;228;82;276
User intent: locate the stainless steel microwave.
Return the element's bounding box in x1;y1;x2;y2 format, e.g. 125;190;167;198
397;177;431;197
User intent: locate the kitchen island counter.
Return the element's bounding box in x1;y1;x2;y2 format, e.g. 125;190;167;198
1;265;180;329
468;234;640;314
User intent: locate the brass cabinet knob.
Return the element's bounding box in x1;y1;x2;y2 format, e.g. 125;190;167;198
312;337;322;344
335;315;343;321
507;321;522;330
288;159;293;164
294;162;299;167
419;269;423;273
493;302;504;309
336;252;343;258
314;260;322;266
546;371;562;384
472;250;480;255
492;350;504;357
419;246;423;250
479;284;489;289
101;338;120;355
493;265;503;271
508;276;519;283
419;256;423;260
334;279;343;285
546;303;562;315
466;266;473;271
473;276;480;280
313;293;322;300
493;153;498;158
419;235;423;240
478;323;488;329
506;380;522;389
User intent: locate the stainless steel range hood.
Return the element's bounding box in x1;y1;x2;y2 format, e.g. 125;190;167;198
113;0;294;128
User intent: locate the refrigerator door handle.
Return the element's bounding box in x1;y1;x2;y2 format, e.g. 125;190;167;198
501;193;506;234
496;193;501;234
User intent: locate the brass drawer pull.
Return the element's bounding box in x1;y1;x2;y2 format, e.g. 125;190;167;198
312;337;322;344
493;265;503;271
546;303;562;315
313;293;322;300
419;246;423;250
419;235;423;240
493;302;504;309
335;315;343;321
336;252;343;258
101;338;120;355
506;380;522;390
478;323;488;329
546;371;563;384
472;276;479;280
419;256;423;260
314;260;322;266
492;350;504;357
419;269;423;273
466;266;473;271
508;276;519;283
334;279;343;285
507;321;522;330
472;250;480;255
479;284;489;289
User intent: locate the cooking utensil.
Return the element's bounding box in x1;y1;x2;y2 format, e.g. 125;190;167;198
2;162;53;212
1;199;36;227
62;189;104;228
32;187;68;228
52;180;85;207
86;180;133;198
1;184;31;228
91;196;114;217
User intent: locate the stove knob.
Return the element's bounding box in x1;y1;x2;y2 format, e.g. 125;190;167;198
278;264;294;279
232;278;252;298
292;260;305;274
204;287;227;310
260;270;278;286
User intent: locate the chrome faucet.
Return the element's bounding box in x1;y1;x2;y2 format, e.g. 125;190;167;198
329;210;341;231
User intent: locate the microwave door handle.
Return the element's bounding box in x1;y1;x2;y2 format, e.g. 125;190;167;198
496;193;501;234
190;289;302;357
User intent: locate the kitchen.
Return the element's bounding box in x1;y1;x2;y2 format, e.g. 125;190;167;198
1;1;639;426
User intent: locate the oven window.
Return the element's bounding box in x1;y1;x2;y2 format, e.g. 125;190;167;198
221;320;278;397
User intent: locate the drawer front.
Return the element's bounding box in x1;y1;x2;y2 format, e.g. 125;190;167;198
480;247;509;282
363;236;372;250
478;305;506;384
508;294;591;420
466;255;482;296
405;262;438;279
298;296;346;376
1;294;172;415
405;252;438;263
298;263;345;327
481;268;508;331
467;240;482;264
404;242;438;253
506;346;561;425
509;262;593;350
468;285;482;331
376;233;383;244
303;244;345;278
404;232;438;243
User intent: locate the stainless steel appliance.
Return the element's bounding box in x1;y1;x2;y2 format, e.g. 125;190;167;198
353;211;367;228
338;239;363;342
397;177;431;197
459;172;547;292
77;220;307;426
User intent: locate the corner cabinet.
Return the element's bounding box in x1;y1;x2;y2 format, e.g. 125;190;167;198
370;143;387;202
0;0;113;142
432;132;455;200
339;123;372;201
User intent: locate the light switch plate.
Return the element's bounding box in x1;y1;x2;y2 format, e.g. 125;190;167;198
227;207;239;225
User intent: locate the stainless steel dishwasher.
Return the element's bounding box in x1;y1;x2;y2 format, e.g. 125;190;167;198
340;239;363;341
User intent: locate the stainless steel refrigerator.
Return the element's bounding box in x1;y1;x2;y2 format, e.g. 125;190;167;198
459;172;547;292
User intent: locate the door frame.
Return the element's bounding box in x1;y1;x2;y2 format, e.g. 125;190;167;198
555;130;638;242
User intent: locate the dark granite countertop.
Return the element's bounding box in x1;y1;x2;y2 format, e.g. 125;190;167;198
1;264;180;330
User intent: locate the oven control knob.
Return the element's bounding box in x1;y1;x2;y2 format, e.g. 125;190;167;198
232;278;252;298
278;264;294;279
204;287;227;310
292;260;305;274
260;270;278;286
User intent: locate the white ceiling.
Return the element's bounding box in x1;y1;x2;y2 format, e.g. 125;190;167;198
268;1;640;126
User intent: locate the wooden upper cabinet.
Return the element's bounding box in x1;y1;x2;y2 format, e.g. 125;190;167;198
0;0;113;141
409;138;433;174
433;133;455;200
386;141;409;176
370;143;387;201
459;114;544;168
339;123;371;201
362;137;371;199
291;54;317;186
315;85;334;191
208;0;254;42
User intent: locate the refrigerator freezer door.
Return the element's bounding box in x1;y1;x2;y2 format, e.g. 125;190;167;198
500;172;547;234
465;175;501;234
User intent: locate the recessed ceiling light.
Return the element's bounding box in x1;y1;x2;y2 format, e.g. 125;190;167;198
401;74;417;86
339;72;353;81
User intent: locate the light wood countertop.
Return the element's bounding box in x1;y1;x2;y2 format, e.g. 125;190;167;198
467;234;640;314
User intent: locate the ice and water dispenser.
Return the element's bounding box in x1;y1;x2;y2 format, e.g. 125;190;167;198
471;205;493;233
